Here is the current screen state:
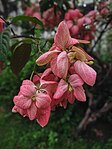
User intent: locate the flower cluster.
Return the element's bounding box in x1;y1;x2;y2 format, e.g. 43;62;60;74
24;2;61;29
64;9;97;40
97;1;109;16
12;72;57;127
12;21;96;127
24;2;41;21
42;7;61;29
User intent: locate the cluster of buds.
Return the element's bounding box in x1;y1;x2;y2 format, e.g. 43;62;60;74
12;21;97;127
64;9;97;40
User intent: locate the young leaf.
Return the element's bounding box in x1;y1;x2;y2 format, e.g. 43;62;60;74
11;43;31;75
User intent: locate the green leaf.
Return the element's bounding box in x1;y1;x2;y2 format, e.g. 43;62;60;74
11;43;31;75
0;51;5;61
10;38;35;53
11;15;43;27
34;28;41;38
0;27;11;60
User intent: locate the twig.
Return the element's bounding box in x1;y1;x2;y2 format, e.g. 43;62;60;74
11;35;40;40
91;18;112;51
0;16;10;25
0;16;16;36
76;92;112;134
86;101;112;124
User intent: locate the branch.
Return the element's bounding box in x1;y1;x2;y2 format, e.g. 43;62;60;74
76;92;112;134
91;18;112;52
0;16;16;36
11;35;40;40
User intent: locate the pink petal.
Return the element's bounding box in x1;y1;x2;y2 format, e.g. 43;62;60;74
41;68;52;79
60;100;67;109
36;50;60;66
73;86;86;102
69;64;76;74
70;25;79;35
41;68;58;82
55;21;78;49
20;85;36;97
74;46;94;60
66;91;75;104
68;37;79;46
74;60;97;86
44;83;58;94
86;10;97;18
57;51;69;79
77;40;90;44
66;20;73;29
50;56;59;76
72;46;93;61
22;80;35;86
64;12;70;20
54;21;70;49
27;102;37;120
33;75;41;84
12;105;27;116
40;80;57;87
69;9;83;19
77;17;85;27
36;106;51;127
85;17;91;24
13;95;32;109
69;74;84;88
53;79;68;99
49;43;60;51
36;92;51;108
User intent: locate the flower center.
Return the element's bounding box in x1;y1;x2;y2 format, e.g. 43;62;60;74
31;95;36;101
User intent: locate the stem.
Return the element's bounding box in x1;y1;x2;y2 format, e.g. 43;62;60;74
30;64;36;81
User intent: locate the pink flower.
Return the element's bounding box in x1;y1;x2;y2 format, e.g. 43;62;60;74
36;21;88;79
64;8;97;40
53;73;86;108
12;80;52;127
54;21;79;50
100;8;109;16
33;68;58;94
